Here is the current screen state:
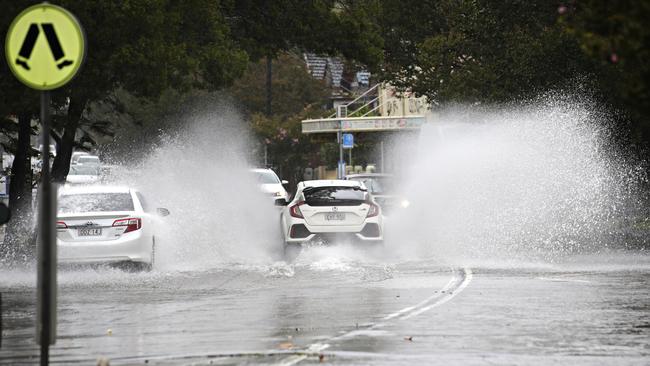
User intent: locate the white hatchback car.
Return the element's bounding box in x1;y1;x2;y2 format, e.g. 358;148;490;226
280;180;383;246
56;185;169;271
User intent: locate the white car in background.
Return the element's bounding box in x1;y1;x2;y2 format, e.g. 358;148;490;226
251;168;290;201
57;185;169;271
345;173;409;214
70;151;89;165
280;180;383;246
66;164;101;185
76;155;100;166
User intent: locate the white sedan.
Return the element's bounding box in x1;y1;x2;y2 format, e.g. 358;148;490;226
56;185;169;271
251;168;290;201
66;164;100;185
280;180;383;246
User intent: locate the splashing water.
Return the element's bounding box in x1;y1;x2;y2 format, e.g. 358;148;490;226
385;96;646;265
108;103;282;271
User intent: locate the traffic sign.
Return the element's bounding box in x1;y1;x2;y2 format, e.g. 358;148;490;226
342;133;354;149
5;3;85;90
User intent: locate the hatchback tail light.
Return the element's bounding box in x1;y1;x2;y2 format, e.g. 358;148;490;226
366;202;380;218
112;218;142;233
289;201;305;219
56;221;67;229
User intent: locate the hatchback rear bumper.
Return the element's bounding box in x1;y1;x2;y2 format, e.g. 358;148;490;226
285;222;383;244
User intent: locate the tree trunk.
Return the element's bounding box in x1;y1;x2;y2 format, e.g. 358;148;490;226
8;114;32;210
2;113;34;262
51;95;87;183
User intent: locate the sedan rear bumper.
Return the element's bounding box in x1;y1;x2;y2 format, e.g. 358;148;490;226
57;232;152;264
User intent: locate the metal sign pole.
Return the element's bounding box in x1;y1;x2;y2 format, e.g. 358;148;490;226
337;109;344;179
37;90;56;366
5;5;83;365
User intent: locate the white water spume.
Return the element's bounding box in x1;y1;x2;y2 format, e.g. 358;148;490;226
384;97;644;265
108;105;282;271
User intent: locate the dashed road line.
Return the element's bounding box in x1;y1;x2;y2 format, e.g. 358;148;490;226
274;266;473;365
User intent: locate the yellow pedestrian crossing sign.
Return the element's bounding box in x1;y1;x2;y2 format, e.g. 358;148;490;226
5;3;85;90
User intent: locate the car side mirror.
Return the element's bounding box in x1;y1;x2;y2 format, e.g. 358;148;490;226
281;180;289;185
0;202;10;225
274;198;288;206
156;207;170;217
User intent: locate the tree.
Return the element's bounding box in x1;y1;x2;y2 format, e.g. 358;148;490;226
0;1;45;259
42;0;248;182
230;53;330;186
559;1;650;149
222;0;383;116
379;0;596;104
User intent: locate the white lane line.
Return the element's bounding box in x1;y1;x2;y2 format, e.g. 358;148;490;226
536;277;590;283
274;267;473;365
401;267;472;320
383;268;458;320
275;343;330;366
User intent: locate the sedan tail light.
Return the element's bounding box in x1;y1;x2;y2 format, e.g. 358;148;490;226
366;202;380;218
56;221;68;229
289;201;305;219
112;218;142;233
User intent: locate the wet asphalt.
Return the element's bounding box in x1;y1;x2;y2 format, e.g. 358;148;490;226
0;250;648;365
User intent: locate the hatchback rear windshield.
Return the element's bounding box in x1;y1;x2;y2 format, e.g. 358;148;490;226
303;186;367;206
58;193;134;213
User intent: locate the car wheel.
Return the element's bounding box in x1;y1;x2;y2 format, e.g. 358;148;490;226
119;261;150;272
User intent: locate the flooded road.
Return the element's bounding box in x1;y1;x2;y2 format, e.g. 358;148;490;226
1;249;648;365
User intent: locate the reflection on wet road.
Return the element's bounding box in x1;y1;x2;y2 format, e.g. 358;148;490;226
1;250;649;365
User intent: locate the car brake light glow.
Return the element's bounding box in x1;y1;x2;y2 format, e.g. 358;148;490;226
289;201;305;218
112;218;142;233
56;221;67;229
366;202;380;218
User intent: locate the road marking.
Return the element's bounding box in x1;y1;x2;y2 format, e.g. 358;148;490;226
275;343;330;366
274;266;473;365
536;277;590;283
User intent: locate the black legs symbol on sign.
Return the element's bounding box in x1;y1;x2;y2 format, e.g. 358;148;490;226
15;23;74;71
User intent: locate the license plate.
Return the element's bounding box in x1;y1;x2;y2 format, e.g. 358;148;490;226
78;228;102;236
325;213;345;221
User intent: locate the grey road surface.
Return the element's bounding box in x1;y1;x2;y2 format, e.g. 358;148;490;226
1;249;648;365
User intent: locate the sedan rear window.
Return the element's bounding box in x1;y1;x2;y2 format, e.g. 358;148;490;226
303;186;367;206
58;193;134;213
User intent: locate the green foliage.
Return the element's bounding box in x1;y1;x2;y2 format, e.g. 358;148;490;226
380;0;595;104
232;53;331;181
230;53;329;120
559;1;650;144
222;0;383;69
377;0;650;148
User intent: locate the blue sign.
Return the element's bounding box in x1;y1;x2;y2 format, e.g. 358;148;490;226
342;133;354;149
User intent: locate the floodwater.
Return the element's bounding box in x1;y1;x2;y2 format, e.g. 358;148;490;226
1;250;648;365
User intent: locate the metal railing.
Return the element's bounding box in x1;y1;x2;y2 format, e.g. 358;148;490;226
327;83;380;118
